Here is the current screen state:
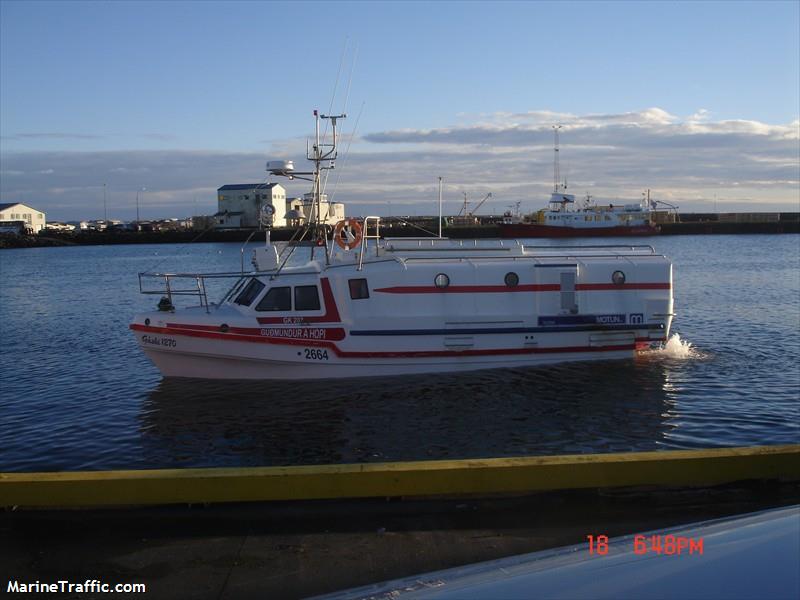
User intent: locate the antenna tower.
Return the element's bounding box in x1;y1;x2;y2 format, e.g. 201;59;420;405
552;124;563;193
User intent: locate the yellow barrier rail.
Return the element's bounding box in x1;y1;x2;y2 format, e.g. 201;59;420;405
1;445;798;508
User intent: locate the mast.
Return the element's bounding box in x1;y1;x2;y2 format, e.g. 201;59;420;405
309;110;346;254
266;109;346;263
552;124;562;193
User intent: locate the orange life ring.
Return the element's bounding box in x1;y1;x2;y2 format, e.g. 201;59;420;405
333;219;363;250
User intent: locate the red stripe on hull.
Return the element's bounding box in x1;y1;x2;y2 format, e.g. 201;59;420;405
131;323;655;359
576;283;671;291
375;284;560;294
376;283;670;294
132;323;346;346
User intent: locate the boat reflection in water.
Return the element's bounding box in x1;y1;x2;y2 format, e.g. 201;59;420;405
139;354;691;470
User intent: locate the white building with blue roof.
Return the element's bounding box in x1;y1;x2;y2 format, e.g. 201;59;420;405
215;183;287;228
0;202;46;233
215;183;345;228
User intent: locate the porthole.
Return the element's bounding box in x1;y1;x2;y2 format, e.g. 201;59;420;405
504;272;519;287
434;273;450;288
612;270;626;285
220;323;230;333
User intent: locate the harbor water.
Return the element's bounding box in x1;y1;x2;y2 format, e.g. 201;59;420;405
0;235;798;472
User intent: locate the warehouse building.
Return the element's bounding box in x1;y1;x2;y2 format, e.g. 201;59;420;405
215;183;287;228
215;184;345;229
0;202;46;233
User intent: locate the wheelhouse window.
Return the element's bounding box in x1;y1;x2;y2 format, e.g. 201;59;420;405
256;286;291;311
294;285;321;311
349;278;369;300
234;278;265;306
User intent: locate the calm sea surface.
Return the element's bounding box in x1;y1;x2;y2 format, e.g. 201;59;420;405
0;235;798;472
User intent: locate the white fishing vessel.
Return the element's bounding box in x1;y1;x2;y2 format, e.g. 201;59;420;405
131;111;674;380
499;126;663;238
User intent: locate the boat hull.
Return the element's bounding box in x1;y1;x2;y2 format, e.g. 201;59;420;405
498;223;660;238
132;323;662;380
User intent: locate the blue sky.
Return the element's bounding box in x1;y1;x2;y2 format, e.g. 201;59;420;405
1;0;798;221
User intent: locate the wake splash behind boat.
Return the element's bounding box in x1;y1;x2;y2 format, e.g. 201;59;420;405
638;332;708;361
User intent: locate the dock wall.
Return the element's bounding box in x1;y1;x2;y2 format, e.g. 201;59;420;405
2;445;798;509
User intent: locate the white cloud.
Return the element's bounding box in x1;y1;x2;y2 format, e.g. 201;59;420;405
1;107;798;220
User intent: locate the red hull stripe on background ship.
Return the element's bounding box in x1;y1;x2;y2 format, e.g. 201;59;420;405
256;278;342;324
498;224;660;238
130;323;663;359
376;283;670;294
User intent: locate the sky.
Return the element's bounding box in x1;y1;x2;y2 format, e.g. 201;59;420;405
1;0;798;222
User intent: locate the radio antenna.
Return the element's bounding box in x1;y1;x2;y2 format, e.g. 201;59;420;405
552;124;563;193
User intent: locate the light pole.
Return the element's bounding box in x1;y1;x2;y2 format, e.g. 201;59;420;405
103;183;107;223
136;187;146;223
438;176;443;238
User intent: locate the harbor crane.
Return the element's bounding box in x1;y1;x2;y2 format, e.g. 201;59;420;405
469;192;492;216
457;192;493;216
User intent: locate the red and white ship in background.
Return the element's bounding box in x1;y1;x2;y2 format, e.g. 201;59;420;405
131;112;674;380
499;126;663;238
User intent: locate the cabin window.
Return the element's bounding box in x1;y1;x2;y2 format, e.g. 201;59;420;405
234;278;265;306
295;285;321;311
434;273;450;288
256;286;291;311
349;278;370;300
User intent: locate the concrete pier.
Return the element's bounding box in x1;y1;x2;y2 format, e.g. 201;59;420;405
3;445;798;509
